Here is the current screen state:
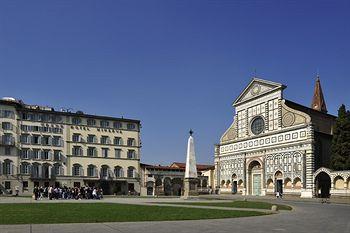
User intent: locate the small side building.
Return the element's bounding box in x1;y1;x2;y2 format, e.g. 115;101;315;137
140;162;215;196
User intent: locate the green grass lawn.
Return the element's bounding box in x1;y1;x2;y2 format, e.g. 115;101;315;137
0;203;267;225
159;201;292;210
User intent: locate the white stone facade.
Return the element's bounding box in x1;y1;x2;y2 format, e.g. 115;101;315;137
215;78;335;198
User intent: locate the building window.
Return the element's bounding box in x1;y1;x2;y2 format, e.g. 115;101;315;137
127;150;136;159
72;134;81;142
32;149;40;160
127;138;135;146
2;122;12;130
102;148;109;158
5;181;11;190
251;116;265;135
127;166;135;178
87;134;96;143
127;123;136;130
51;115;62;123
113;122;122;129
20;134;30;144
23;181;28;190
42;136;51;146
115;149;122;158
100;120;110;128
101;166;109;178
114;166;123;177
100;136;110;144
42;150;50;160
72;164;82;176
21;149;30;159
52;136;62;147
3;160;12;175
32;135;41;145
2;133;14;145
72;146;83;156
1;110;15;119
21;163;30;174
114;137;122;145
53;150;61;161
54;164;61;175
72;117;81;125
87;147;97;157
87;165;96;177
87;119;96;126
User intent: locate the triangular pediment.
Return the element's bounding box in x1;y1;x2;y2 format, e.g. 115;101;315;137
233;78;285;106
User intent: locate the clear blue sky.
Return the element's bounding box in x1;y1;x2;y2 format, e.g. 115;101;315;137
0;1;349;165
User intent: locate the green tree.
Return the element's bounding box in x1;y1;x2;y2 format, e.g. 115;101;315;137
330;104;350;170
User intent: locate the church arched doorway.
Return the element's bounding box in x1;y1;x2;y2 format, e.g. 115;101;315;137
274;171;283;195
163;177;172;196
315;172;331;198
231;174;238;194
248;160;262;196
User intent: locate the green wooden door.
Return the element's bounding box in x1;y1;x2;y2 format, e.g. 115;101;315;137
253;174;261;195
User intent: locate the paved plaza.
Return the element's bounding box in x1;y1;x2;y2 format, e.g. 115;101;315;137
0;196;349;233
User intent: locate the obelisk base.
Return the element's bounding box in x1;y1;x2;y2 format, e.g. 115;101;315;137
183;178;199;199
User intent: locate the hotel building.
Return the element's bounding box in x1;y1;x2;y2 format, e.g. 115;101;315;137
0;98;141;195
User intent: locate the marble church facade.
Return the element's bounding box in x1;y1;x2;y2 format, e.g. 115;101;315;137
215;78;337;198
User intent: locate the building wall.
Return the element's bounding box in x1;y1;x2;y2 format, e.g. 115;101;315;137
0;99;141;195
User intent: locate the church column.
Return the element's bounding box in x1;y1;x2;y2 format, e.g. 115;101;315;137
301;124;315;198
214;145;220;193
243;153;247;195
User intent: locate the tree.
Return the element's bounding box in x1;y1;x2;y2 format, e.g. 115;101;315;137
330;104;350;170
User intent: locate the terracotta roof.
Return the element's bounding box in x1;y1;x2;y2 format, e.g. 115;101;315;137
141;162;214;171
170;162;214;171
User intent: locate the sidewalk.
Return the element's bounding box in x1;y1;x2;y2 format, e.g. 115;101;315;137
200;194;350;205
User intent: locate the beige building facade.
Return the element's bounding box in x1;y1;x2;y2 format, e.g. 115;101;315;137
0;97;141;195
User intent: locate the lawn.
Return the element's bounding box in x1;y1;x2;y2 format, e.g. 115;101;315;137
159;201;292;210
0;203;267;224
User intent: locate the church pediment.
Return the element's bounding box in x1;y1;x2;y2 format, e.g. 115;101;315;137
233;78;285;106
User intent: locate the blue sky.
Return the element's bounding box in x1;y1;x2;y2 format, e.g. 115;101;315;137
0;0;349;165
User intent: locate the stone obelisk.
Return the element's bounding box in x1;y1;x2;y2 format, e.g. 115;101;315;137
183;129;198;199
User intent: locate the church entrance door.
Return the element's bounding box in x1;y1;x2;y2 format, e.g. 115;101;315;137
276;180;283;194
252;174;261;196
232;181;238;194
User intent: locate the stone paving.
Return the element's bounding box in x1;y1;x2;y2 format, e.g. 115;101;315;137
0;195;349;233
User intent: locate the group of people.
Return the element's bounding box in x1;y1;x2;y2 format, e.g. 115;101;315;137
33;186;103;200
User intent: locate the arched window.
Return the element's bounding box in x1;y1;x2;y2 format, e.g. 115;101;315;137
3;159;13;175
127;166;135;178
293;177;302;189
221;180;225;187
334;176;345;190
101;165;110;178
87;164;96;177
114;166;123;177
284;178;292;189
267;179;274;189
72;164;83;176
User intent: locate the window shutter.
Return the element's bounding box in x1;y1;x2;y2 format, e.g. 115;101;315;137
0;161;2;175
48;137;52;146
